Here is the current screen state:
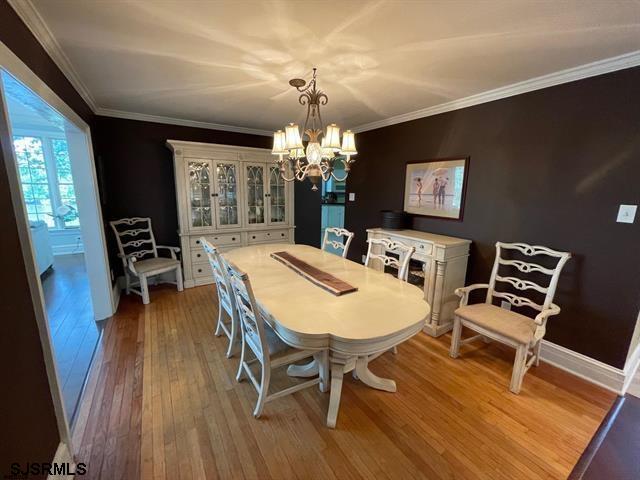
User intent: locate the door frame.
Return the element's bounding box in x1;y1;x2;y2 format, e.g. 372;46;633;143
0;39;114;459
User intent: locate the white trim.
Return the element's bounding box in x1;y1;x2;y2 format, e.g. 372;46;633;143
96;107;271;136
46;442;75;480
7;0;97;113
622;341;640;394
352;50;640;133
539;340;628;394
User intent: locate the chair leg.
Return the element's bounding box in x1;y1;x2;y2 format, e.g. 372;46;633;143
391;346;398;355
225;309;236;359
449;316;462;358
235;330;246;382
534;340;542;367
125;272;131;295
253;362;271;418
510;344;528;394
140;275;150;305
176;265;184;292
214;304;224;337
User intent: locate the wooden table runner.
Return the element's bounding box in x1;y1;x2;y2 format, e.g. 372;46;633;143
270;251;358;296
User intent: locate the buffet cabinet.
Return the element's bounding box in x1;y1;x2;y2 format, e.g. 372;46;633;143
167;140;295;288
366;228;471;337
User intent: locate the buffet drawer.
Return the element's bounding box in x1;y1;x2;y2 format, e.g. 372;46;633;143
247;229;289;244
190;233;242;249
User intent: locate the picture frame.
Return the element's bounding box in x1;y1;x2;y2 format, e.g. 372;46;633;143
403;157;469;220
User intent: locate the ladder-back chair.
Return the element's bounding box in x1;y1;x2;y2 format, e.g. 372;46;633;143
450;241;571;393
226;260;327;418
322;227;355;258
110;217;183;305
365;237;415;281
201;238;239;358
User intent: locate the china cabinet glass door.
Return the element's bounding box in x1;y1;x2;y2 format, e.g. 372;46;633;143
213;161;241;229
268;165;287;225
187;159;213;229
245;163;266;226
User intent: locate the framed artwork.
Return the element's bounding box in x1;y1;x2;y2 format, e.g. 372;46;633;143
403;157;469;220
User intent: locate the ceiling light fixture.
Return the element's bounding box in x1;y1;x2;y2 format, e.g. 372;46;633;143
272;68;357;190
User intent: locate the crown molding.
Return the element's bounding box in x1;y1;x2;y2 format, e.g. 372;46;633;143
96;108;272;136
8;0;98;113
352;50;640;133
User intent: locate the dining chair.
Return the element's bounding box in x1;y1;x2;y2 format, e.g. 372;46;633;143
365;237;416;281
226;259;326;418
450;241;571;394
365;237;416;356
322;227;355;258
110;217;183;304
200;238;239;358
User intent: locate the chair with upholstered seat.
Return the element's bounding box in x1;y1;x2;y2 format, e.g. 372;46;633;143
110;217;183;305
226;259;328;418
365;237;415;281
450;241;571;393
322;227;355;258
200;238;239;358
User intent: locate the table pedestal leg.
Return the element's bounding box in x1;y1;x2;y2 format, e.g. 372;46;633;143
355;357;396;392
287;359;318;377
327;360;345;429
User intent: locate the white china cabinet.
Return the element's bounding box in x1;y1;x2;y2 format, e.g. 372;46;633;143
167;140;295;287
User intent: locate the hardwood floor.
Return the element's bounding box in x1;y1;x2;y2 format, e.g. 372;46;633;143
73;284;614;479
42;253;100;422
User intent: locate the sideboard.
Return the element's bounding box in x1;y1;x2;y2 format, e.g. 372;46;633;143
366;228;471;336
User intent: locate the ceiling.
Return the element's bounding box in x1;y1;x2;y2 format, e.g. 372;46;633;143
25;0;640;133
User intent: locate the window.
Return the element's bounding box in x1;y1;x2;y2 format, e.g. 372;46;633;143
13;135;79;229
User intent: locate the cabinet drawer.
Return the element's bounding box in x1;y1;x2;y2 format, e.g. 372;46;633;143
191;244;236;264
190;233;241;248
382;236;432;257
247;229;289;243
192;263;212;278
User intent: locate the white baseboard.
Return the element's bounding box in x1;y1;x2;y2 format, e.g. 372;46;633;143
539;340;628;394
622;342;640;394
111;281;121;314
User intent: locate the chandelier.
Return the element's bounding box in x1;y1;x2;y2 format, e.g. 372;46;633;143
271;68;357;190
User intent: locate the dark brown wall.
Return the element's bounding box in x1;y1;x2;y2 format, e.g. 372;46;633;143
341;67;640;369
294;182;322;248
0;93;60;478
93;116;274;271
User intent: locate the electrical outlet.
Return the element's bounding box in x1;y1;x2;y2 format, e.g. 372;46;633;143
500;300;511;310
348;192;356;201
616;204;637;224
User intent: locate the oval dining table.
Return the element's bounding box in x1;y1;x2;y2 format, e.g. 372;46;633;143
224;243;430;428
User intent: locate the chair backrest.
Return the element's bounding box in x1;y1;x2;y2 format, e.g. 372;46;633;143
226;260;270;363
365;238;416;282
110;217;158;267
486;242;571;312
200;238;234;314
322;227;355;258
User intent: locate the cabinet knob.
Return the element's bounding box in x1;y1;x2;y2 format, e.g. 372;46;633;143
252;235;256;239
196;240;200;244
232;237;236;241
197;268;202;273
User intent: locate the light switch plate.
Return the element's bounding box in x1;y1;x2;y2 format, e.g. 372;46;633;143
616;204;637;223
348;192;356;201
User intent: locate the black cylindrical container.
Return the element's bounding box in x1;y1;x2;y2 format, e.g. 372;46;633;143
380;210;406;230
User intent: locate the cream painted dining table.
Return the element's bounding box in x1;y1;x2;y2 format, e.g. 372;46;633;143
223;243;431;428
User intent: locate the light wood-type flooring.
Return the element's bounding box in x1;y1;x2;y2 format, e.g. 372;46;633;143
72;284;614;479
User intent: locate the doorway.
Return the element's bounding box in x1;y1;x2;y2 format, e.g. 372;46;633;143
0;42;114;454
